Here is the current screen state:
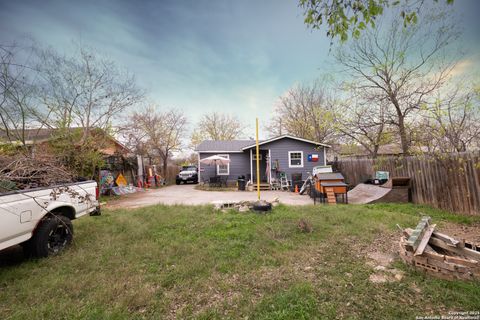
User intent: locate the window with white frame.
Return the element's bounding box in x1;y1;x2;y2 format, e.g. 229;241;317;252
288;151;303;168
217;154;229;175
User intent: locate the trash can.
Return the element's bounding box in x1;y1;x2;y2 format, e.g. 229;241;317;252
237;176;246;191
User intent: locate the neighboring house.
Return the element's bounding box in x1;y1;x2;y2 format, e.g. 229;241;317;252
195;134;330;185
327;143;432;160
0;127;137;183
326;143;404;160
0;128;132;157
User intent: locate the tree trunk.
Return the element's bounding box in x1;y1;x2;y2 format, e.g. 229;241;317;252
391;96;410;155
162;157;168;180
372;145;379;159
398;116;410;155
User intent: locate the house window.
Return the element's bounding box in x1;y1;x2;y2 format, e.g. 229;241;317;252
252;153;262;160
217;154;229;175
288;151;303;168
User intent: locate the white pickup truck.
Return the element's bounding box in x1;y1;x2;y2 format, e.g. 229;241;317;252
0;180;100;258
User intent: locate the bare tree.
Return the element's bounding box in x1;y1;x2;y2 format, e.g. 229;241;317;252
36;45;143;142
268;81;337;144
422;84;480;152
124;106;187;177
335;9;460;154
335;96;393;158
0;43;39;149
190;112;244;148
25;44;144;177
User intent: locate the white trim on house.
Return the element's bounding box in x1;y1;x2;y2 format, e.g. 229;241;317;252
250;149;253;183
196;150;244;153
288;151;304;168
216;154;230;175
323;147;326;166
268;149;272;183
197;152;201;182
242;134;331;150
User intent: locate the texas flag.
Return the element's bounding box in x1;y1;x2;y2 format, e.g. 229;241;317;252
308;154;319;162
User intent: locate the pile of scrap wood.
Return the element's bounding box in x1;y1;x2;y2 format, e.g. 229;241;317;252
0;155;74;191
399;216;480;281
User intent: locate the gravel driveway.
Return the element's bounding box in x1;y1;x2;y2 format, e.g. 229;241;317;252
105;184;312;209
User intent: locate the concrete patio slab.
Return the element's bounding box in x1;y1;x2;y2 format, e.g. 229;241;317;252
105;184;312;209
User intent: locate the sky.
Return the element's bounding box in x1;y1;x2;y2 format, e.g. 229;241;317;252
0;0;479;139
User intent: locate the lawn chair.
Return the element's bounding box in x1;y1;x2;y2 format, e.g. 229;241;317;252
209;176;221;187
220;176;228;187
270;177;281;190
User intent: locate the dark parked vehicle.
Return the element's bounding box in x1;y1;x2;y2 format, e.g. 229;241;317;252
176;165;199;185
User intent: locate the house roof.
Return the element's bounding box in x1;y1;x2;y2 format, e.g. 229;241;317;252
316;172;345;180
0;128;56;143
196;135;330;153
333;143;404;157
0;127;132;155
241;134;331;150
195;140;257;153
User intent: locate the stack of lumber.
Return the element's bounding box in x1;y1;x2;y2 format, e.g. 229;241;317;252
399;216;480;281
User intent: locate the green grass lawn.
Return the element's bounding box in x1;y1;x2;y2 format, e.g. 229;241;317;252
0;203;479;319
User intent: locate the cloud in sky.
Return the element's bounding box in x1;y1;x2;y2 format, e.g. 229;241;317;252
0;0;479;139
448;56;480;78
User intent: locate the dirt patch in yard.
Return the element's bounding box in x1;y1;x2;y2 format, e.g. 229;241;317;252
356;222;480;284
439;222;480;246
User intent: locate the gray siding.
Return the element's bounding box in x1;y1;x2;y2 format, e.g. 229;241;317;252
198;137;327;184
199;152;250;184
264;138;326;181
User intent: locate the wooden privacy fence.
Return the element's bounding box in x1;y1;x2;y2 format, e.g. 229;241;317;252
334;152;480;215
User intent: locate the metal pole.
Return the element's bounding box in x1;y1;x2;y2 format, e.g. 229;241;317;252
256;118;260;200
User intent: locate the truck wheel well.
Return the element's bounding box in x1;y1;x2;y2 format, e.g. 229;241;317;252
49;206;76;220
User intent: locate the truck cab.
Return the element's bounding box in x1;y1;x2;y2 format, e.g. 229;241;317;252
0;181;100;258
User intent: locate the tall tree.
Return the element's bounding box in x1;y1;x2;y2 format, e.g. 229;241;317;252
0;43;39;150
335;95;392;158
299;0;454;42
125;106;187;177
190;112;243;148
36;45;143;142
421;84;480;152
31;45;143;177
335;10;459;154
268;81;337;144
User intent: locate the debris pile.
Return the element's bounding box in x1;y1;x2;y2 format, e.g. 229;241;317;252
399;216;480;281
0;155;75;191
212;198;279;212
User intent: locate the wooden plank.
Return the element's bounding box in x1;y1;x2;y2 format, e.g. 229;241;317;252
405;216;431;252
432;231;460;246
445;255;479;268
414;224;436;256
422;250;445;261
429;237;480;261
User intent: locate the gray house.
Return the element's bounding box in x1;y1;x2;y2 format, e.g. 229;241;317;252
195;134;330;186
